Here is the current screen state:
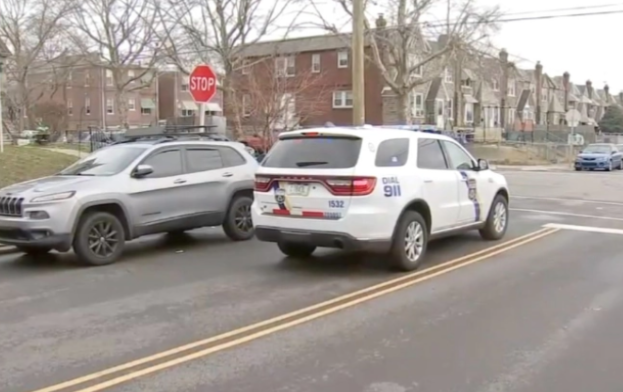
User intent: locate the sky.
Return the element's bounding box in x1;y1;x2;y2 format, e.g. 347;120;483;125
284;0;623;93
481;0;623;93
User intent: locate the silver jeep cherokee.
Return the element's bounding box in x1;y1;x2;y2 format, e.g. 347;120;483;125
0;139;258;265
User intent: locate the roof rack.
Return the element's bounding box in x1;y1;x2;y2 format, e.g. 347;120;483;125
112;125;230;145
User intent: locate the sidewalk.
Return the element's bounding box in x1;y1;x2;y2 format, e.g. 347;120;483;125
490;164;572;172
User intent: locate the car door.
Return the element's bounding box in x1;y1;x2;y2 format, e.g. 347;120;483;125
440;140;493;225
183;145;234;226
416;138;461;233
127;147;193;234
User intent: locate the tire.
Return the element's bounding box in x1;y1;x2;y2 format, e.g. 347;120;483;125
479;194;509;241
606;161;612;171
16;246;52;256
388;210;428;272
574;167;581;171
73;211;126;266
222;195;255;241
277;241;316;258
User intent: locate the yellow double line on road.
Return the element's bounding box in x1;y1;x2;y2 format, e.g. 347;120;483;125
32;227;559;392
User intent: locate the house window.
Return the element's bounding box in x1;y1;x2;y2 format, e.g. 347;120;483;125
461;79;470;87
242;59;250;74
140;107;152;115
181;109;195;117
409;92;424;117
332;91;353;108
444;68;453;83
541;87;547;102
464;103;474;124
85;97;91;115
181;81;189;91
128;98;136;111
106;98;114;114
337;51;349;68
67;100;73;115
85;70;91;87
311;54;321;73
492;79;499;91
128;70;135;83
436;99;444;116
275;56;295;77
106;70;113;86
508;108;515;124
67;72;72;89
242;94;251;116
445;99;453;120
508;79;516;96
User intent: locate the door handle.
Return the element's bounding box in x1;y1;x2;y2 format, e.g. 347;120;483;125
424;179;433;183
173;179;187;184
222;172;233;177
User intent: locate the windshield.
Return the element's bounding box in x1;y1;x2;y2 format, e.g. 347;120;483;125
582;144;611;154
58;146;147;176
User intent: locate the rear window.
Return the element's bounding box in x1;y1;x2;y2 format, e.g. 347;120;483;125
262;137;362;168
375;138;409;167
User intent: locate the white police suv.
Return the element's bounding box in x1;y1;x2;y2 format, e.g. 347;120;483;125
252;126;509;271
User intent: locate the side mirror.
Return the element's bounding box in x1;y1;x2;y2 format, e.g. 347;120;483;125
477;158;489;171
132;164;153;178
612;151;616;155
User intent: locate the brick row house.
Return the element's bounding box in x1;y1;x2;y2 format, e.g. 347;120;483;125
25;54;159;131
232;16;620;136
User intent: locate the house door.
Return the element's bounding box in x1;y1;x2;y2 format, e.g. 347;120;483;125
435;99;444;128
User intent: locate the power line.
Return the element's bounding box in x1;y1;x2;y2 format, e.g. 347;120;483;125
503;2;623;16
4;7;623;72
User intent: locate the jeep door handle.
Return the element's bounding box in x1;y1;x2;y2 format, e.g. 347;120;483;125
222;172;233;177
173;179;187;184
424;179;433;183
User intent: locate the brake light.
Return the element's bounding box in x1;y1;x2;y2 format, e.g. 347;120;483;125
325;177;376;196
302;132;320;136
254;175;272;192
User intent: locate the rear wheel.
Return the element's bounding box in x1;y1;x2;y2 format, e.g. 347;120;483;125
223;195;255;241
389;211;428;271
277;242;316;258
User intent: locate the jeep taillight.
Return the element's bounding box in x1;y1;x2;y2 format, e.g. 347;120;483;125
254;176;272;192
325;176;376;196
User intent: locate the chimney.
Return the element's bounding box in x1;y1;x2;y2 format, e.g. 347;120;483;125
619;91;623;105
535;61;543;123
563;72;570;112
605;84;610;102
375;14;387;29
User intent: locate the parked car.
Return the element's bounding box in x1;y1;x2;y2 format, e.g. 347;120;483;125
574;143;622;171
252;126;509;271
0;139;258;265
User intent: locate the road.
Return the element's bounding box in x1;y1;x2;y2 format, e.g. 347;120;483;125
2;170;623;392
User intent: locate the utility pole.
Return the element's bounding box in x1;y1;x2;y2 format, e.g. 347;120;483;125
0;59;4;153
352;0;365;126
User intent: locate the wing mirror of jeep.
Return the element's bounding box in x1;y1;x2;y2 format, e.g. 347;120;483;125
132;164;154;178
477;158;489;171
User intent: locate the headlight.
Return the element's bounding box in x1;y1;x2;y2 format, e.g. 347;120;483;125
31;191;75;203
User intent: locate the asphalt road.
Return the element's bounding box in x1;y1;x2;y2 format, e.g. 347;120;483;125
2;170;623;392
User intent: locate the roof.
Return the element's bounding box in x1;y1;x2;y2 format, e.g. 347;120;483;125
279;126;457;142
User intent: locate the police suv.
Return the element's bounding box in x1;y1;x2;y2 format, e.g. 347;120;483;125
252;126;509;271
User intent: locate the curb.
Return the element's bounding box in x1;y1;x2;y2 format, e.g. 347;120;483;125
0;245;18;255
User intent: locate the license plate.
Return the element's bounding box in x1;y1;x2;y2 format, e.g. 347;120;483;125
285;183;310;196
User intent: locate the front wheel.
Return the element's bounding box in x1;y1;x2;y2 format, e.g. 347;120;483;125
73;211;126;266
479;194;509;240
606;161;613;171
389;211;428;271
222;195;255;241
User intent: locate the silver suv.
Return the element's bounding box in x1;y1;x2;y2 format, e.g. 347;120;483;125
0;140;258;265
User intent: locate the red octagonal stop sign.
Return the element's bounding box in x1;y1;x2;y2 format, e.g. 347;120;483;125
189;64;218;103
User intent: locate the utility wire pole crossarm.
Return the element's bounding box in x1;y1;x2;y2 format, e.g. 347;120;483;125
352;0;365;126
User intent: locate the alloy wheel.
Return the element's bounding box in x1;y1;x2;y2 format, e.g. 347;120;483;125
88;220;119;258
234;203;253;232
404;221;424;263
493;201;507;233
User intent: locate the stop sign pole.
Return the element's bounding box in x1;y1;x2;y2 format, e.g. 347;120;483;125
188;64;218;127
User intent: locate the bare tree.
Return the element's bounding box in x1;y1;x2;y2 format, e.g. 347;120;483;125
69;0;165;128
311;0;500;123
0;0;76;133
233;56;331;142
158;0;301;138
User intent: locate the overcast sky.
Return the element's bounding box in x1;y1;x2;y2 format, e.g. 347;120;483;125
483;0;622;93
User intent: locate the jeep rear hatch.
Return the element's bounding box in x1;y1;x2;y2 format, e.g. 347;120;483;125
254;133;374;219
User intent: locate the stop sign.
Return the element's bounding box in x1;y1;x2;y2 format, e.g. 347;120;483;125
189;65;217;103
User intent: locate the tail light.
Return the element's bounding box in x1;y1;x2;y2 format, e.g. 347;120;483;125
254;175;272;192
325;177;376;196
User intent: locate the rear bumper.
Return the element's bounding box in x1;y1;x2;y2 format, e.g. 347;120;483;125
255;226;391;252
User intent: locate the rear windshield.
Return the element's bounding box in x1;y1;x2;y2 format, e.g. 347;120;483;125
262;137;362;168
